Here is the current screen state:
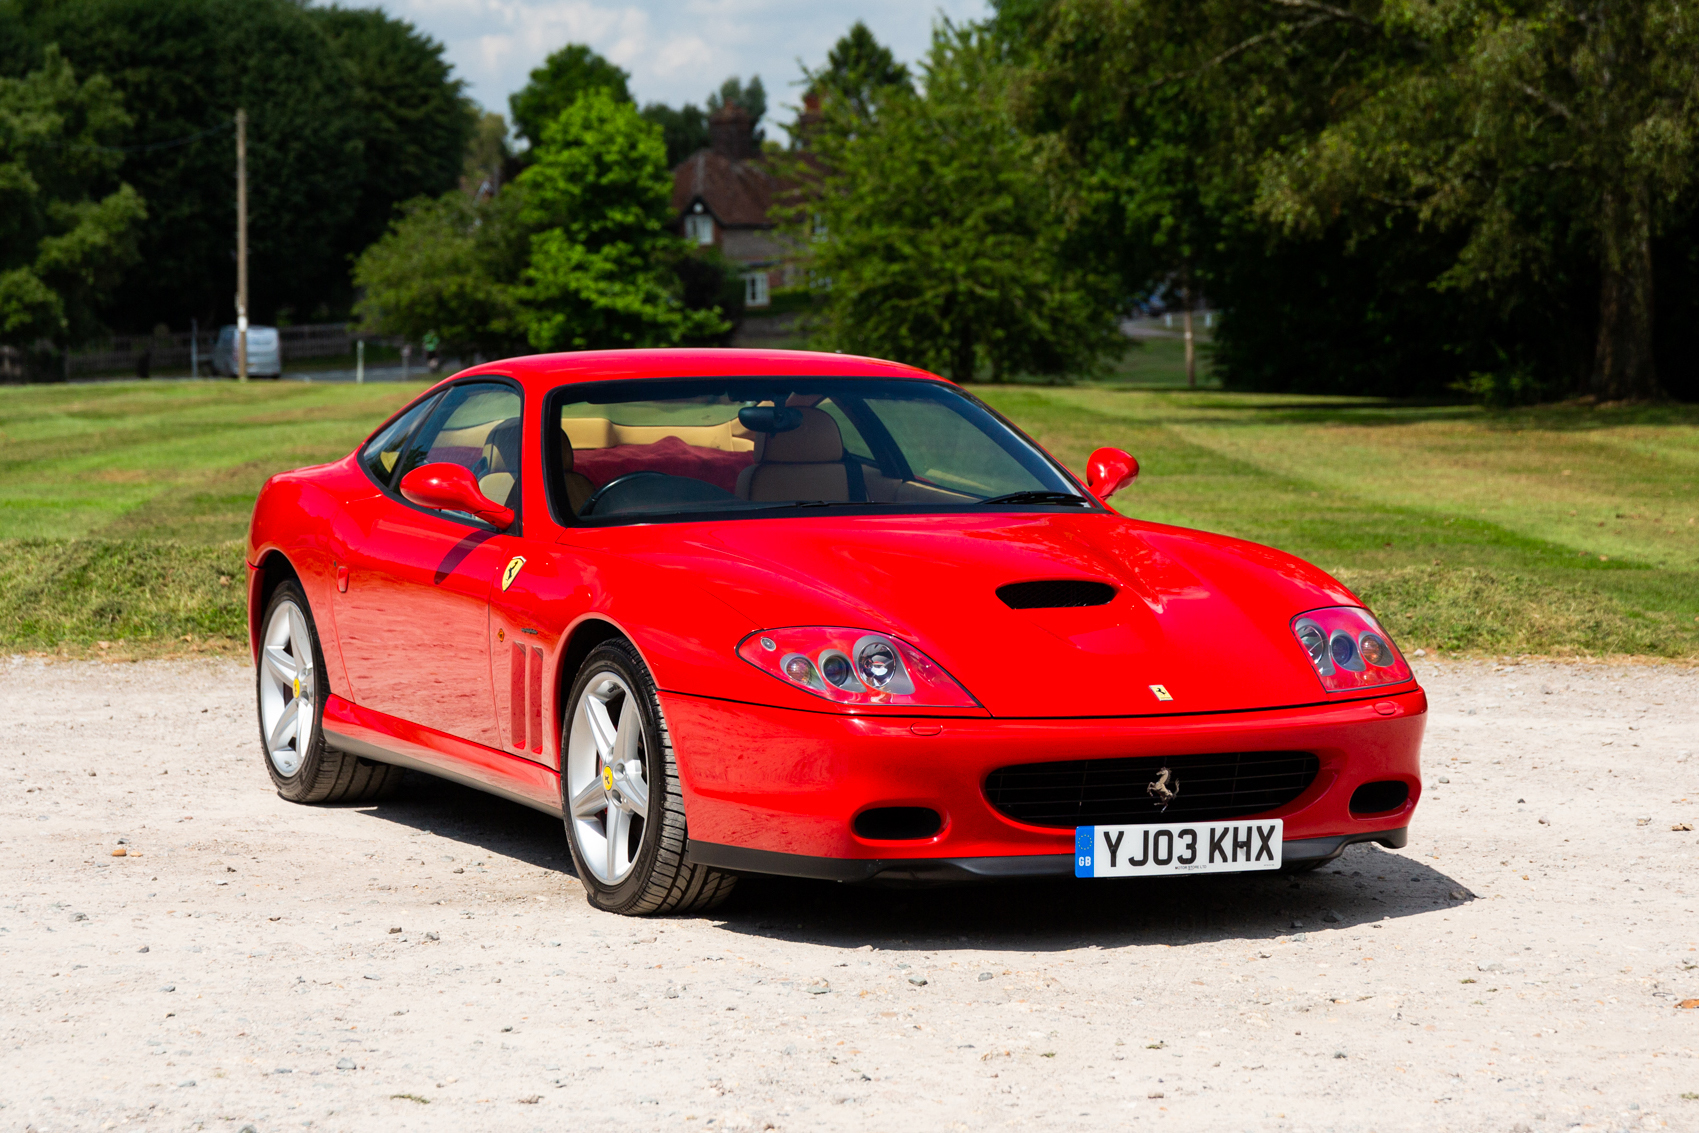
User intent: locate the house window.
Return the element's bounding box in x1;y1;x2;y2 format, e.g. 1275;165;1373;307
684;214;714;245
743;271;770;308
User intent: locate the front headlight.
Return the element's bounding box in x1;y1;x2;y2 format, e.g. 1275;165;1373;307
1290;607;1412;692
737;627;978;707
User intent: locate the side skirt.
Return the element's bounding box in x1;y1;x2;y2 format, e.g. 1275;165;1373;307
322;695;561;818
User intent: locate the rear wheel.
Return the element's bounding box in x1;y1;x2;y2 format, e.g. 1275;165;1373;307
562;640;735;915
257;579;403;803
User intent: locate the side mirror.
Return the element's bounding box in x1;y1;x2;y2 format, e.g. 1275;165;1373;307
399;462;515;528
1086;447;1139;502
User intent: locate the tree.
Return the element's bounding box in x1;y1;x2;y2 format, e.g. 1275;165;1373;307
799;23;1123;382
309;6;477;267
0;47;146;349
352;189;529;358
17;0;367;329
1253;0;1699;401
508;44;631;152
462;111;517;196
639;101;708;166
813;21;912;119
515;90;727;351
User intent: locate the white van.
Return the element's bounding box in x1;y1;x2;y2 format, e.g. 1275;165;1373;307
213;325;282;377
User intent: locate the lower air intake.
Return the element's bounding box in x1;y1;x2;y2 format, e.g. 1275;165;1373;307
984;750;1319;828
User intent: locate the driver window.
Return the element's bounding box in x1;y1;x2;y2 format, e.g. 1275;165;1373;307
395;383;523;512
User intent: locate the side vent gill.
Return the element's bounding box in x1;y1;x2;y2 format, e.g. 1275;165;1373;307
997;579;1117;610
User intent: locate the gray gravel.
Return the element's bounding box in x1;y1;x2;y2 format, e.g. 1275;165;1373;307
1;654;1696;1132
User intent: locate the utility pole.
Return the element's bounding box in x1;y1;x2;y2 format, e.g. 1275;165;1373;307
235;108;249;383
1181;261;1196;390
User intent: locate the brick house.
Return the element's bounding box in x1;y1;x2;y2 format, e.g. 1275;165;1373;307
670;104;794;309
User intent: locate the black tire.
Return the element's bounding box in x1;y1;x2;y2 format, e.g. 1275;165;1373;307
561;639;735;916
256;579;403;804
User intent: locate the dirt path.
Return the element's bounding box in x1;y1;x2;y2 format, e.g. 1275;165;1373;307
2;655;1696;1132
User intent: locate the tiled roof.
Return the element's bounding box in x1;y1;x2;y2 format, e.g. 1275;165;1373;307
672;150;775;229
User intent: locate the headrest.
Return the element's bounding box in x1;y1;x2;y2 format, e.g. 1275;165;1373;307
559;423;575;472
757;407;843;463
483;417;521;474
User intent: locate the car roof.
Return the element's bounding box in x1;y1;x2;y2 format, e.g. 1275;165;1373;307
450;348;946;397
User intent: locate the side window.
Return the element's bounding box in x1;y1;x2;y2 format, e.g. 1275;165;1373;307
361;394;439;488
395;382;524;513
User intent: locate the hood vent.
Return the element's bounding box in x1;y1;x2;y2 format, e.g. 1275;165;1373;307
997;579;1117;610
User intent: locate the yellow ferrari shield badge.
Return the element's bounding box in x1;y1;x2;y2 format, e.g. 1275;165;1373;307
602;766;614;791
1149;684;1173;702
501;556;526;592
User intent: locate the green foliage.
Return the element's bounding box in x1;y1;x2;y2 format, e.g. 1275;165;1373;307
352;189;530;358
0;46;145;348
515;91;727;351
640;101;708;166
462;110;516;193
1008;0;1699;403
812;20;913;120
18;0;364;329
1252;0;1699;401
5;0;473;333
308;5;476;267
508;43;631;151
800;23;1124;383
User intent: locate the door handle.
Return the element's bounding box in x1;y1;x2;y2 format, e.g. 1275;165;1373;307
336;563;349;593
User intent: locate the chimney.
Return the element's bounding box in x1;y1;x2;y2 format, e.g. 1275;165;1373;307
708;103;756;161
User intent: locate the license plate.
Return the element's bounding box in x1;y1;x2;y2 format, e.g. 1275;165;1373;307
1074;819;1283;878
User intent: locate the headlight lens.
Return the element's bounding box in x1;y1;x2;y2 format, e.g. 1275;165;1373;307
1290;607;1412;692
856;640;898;688
736;627;978;708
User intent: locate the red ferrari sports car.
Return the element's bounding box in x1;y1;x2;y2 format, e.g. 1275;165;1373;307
247;348;1424;915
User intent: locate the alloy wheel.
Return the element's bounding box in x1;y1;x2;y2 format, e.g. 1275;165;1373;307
565;673;651;885
258;598;315;777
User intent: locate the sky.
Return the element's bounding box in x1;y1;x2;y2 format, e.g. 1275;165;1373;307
378;0;993;125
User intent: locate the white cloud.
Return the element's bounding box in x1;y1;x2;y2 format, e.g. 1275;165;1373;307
374;0;990;121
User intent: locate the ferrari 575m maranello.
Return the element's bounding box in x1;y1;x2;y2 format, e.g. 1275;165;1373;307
247;348;1425;915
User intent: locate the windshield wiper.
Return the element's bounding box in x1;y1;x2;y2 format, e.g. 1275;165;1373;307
978;490;1092;506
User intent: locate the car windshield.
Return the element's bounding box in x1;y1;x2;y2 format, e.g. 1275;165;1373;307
548;377;1086;523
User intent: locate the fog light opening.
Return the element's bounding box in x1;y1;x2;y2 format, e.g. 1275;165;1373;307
852;806;943;841
1349;780;1410;816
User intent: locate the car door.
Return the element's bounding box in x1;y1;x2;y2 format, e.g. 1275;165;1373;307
334;379;523;749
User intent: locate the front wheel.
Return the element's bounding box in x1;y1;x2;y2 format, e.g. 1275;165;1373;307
562;640;735;915
257;579;402;803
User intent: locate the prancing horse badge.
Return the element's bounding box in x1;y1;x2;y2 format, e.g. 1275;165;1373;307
1148;684;1173;702
501;556;526;592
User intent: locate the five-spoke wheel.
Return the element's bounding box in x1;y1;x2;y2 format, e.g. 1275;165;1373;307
561;639;735;914
566;672;652;885
255;578;403;804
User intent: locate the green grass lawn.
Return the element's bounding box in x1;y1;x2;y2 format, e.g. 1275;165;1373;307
976;386;1699;658
1;378;1694;658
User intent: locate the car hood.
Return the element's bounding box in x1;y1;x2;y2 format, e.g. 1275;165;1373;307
616;512;1370;718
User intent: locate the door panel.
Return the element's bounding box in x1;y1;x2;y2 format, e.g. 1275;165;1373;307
335;498;507;747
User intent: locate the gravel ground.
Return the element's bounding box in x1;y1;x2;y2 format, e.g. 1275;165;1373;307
2;655;1696;1133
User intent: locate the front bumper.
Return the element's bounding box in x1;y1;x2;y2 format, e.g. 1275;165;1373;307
663;687;1425;877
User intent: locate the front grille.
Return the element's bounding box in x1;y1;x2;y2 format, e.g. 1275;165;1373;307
984;750;1320;828
997;579;1117;609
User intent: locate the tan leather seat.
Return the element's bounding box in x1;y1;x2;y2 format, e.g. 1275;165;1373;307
735;408;850;502
560;432;593;515
478;418;521;508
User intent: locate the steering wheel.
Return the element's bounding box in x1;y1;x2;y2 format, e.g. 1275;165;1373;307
579;471;669;517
